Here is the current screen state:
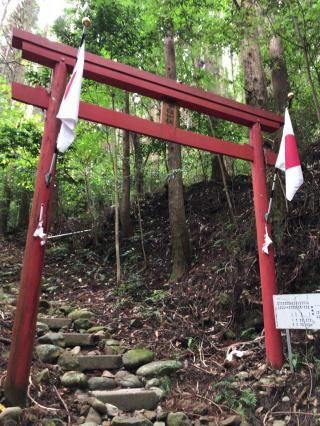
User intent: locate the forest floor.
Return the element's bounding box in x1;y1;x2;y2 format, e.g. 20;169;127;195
1;141;320;425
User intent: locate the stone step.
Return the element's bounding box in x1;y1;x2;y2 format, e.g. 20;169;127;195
38;332;99;347
38;317;72;329
62;333;99;347
90;389;160;411
78;355;122;371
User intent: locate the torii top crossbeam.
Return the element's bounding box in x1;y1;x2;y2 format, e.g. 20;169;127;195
5;29;284;408
13;28;283;132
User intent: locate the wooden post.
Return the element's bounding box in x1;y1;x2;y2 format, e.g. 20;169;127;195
4;61;67;406
250;122;283;369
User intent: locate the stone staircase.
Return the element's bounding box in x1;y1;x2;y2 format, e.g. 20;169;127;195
34;308;184;426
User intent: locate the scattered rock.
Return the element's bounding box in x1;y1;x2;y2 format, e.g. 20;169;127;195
105;339;121;346
74;318;93;330
36;344;63;363
104;343;125;356
87;397;108;415
138;409;157;421
272;421;286;426
115;370;143;388
0;407;23;423
282;396;290;402
36;368;50;383
220;415;242;425
61;371;88;388
88;377;117;390
38;332;66;347
167;412;192;426
36;321;50;336
145;378;160;389
71;346;82;355
111;416;153;426
106;403;120;417
87;325;109;334
58;353;81;371
136;360;182;378
156;406;167;421
148;387;166;400
102;370;115;378
122;349;155;369
68;309;94;320
85;407;102;424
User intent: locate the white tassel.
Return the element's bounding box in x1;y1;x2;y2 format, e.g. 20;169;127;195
262;224;272;254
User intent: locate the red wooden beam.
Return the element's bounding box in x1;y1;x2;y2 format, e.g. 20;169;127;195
13;82;255;162
12;28;284;132
4;62;68;406
250;123;283;369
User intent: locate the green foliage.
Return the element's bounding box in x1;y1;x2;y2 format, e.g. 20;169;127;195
213;377;257;418
113;274;145;299
145;289;171;304
240;327;257;340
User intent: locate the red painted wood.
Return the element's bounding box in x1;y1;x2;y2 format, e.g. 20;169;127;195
250;123;283;369
4;63;67;406
11;29;283;132
12;82;257;163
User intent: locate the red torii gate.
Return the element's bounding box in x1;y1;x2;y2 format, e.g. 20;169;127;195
5;28;284;406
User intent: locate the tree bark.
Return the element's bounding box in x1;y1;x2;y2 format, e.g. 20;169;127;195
132;133;144;199
292;15;320;123
0;173;11;235
164;31;191;281
269;36;290;114
241;34;268;108
17;188;31;230
120;91;133;237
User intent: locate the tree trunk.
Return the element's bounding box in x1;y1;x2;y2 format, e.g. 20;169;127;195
292;15;320;123
132;133;144;199
269;36;290;114
241;33;268;108
120;92;133;237
17;188;31;230
164;31;191;281
0;173;11;235
268;37;290;247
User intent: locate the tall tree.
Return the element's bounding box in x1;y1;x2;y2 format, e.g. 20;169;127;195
120;92;133;237
238;1;268;108
0;0;39;82
164;25;191;281
269;36;290;114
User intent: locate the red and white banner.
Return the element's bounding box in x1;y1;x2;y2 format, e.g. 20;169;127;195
56;41;85;153
275;108;303;201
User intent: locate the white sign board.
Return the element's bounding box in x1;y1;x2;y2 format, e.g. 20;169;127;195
273;294;320;330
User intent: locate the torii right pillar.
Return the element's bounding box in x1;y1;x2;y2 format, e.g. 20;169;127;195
250;122;283;369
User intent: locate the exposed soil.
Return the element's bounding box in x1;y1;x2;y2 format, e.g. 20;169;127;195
1;142;320;425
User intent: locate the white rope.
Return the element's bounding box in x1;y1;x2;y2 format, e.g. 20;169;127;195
46;228;92;241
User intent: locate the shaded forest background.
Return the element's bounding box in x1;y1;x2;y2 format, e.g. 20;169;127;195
0;0;319;281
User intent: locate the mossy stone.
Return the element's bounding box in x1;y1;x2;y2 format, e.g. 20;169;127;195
122;348;155;369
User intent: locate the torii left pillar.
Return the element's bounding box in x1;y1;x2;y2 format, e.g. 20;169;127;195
4;61;67;407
